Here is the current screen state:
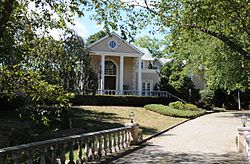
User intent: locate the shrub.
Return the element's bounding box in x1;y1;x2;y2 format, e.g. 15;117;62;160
184;103;199;111
169;101;184;110
213;107;226;112
200;88;215;107
72;95;177;107
144;104;206;118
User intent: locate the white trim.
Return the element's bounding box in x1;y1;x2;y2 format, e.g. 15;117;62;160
138;56;142;96
88;32;144;55
107;39;119;50
119;56;124;93
100;55;105;92
91;51;143;57
104;59;118;90
88;34;111;48
111;32;144;55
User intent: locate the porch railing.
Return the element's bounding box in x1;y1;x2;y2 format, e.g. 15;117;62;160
97;90;187;103
0;125;136;164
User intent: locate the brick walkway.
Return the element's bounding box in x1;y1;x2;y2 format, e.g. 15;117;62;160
112;112;247;163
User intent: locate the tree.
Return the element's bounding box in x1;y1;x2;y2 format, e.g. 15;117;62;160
86;30;108;45
120;1;250;60
0;0;98;127
158;60;196;102
133;36;164;57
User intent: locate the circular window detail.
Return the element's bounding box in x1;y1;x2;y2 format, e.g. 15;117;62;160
108;39;118;50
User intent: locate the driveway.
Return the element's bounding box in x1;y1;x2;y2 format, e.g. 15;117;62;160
112;112;247;163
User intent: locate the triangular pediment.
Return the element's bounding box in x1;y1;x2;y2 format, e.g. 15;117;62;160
88;32;143;56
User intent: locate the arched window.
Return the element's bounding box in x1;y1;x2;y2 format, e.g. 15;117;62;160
105;60;116;75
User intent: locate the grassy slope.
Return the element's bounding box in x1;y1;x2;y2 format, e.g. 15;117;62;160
144;104;206;118
0;106;187;148
73;106;187;137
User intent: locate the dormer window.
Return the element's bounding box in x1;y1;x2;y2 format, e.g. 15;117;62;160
108;39;118;50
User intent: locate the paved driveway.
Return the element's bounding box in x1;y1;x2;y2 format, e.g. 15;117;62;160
112;112;247;163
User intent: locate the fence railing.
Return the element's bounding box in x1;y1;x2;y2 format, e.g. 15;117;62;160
97;90;187;103
0;125;137;164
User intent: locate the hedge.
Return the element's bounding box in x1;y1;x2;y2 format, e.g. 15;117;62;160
71;95;178;107
144;104;206;118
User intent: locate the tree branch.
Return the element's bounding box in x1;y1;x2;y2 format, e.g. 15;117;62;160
188;24;250;60
0;0;15;39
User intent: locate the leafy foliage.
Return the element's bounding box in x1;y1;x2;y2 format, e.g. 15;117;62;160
133;36;164;57
0;0;97;126
144;104;205;118
184;103;199;111
86;30;108;46
169;101;184;110
157;60;196;101
200;88;215;107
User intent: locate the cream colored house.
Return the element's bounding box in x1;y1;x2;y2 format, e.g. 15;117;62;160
88;32;170;96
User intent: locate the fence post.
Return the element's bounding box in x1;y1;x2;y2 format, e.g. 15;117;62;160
125;123;139;145
237;127;250;153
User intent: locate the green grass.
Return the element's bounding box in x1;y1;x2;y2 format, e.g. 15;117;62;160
73;106;187;137
0;106;187;149
144;104;206;118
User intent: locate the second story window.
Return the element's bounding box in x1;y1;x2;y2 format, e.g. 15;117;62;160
141;62;144;69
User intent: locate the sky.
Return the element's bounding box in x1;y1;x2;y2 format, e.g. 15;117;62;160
68;10;164;41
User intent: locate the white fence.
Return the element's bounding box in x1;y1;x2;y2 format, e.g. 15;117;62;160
96;90;187;103
0;125;138;164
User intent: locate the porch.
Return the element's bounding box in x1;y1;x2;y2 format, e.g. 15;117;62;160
96;90;186;102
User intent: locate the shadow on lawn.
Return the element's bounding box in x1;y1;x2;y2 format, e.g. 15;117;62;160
70;107;127;133
71;107;159;136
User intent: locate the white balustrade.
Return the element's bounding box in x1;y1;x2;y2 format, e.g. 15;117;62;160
0;125;137;163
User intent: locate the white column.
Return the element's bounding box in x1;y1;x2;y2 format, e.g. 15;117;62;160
101;55;105;94
119;56;124;94
138;56;142;96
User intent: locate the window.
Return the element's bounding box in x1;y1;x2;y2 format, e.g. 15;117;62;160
105;60;116;75
141;62;144;69
108;40;118;50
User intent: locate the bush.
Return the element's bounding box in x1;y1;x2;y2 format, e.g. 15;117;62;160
144;104;206;118
184;103;199;111
200;89;215;107
169;101;184;110
72;95;177;107
213;107;226;112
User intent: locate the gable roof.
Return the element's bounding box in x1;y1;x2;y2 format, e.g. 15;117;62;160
88;32;144;55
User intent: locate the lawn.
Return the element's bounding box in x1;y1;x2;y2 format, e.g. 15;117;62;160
0;106;187;149
73;106;187;138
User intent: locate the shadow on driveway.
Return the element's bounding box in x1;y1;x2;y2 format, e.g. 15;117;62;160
108;142;246;164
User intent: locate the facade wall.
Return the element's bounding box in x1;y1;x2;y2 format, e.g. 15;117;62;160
90;35;139;54
90;55;136;90
153;60;162;70
123;57;135;90
192;74;205;90
142;72;160;90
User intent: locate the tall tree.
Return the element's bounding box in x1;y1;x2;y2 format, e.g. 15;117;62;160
86;30;108;45
133;36;165;57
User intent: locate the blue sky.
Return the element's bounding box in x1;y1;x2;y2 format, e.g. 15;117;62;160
70;11;164;41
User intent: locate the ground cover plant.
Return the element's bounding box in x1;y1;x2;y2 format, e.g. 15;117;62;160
144;102;206;118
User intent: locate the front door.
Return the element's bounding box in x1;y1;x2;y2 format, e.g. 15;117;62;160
105;76;116;90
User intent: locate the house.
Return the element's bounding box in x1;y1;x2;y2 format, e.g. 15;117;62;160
88;32;169;96
88;32;204;97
